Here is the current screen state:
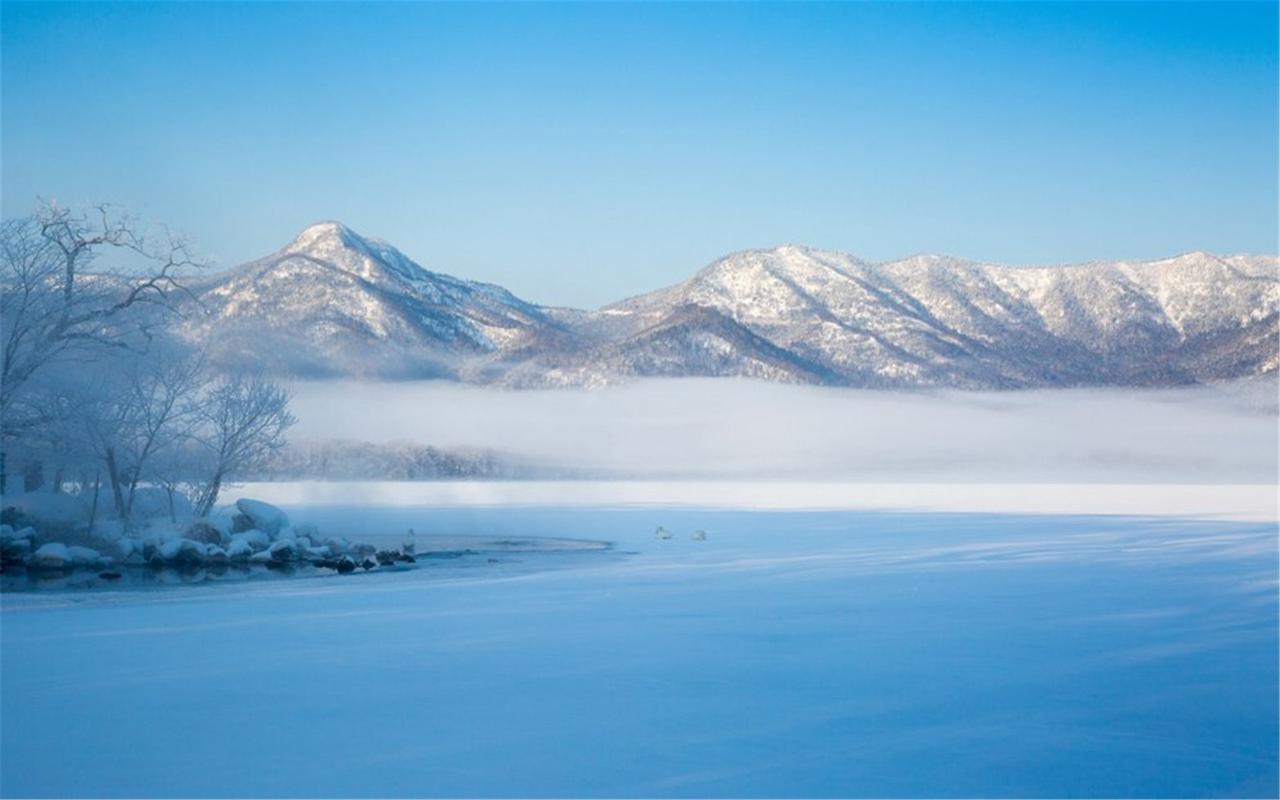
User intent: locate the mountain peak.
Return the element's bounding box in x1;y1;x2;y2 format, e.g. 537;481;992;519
285;220;360;254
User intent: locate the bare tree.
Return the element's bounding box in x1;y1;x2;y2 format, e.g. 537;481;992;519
118;344;207;517
0;203;202;491
190;371;295;517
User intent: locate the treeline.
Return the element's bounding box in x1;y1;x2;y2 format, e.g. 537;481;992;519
253;439;538;481
1;203;294;524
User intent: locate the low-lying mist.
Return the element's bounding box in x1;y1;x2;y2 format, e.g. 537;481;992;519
287;378;1279;484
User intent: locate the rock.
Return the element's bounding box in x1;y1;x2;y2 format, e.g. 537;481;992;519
225;540;254;561
31;542;71;569
375;550;400;566
231;513;254;533
267;540;297;562
303;545;331;560
98;571;122;580
66;545;104;567
234;499;290;537
0;527;33;559
230;529;271;552
158;538;207;566
205;546;229;565
248;551;274;565
395;552;416;564
335;556;357;574
114;538;142;560
185;521;228;547
360;558;376;570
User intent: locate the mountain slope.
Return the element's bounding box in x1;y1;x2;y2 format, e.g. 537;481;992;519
182;222;571;377
182;223;1278;388
527;246;1277;388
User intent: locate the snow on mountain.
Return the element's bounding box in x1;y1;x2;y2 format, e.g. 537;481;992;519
524;246;1277;388
181;223;1278;388
182;222;572;378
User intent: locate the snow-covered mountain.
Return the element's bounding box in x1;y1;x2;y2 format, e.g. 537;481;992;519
183;224;1278;388
183;222;573;378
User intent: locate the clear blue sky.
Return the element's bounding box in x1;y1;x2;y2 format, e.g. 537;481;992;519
3;2;1277;307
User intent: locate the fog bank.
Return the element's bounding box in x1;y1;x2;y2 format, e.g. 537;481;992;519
288;378;1279;484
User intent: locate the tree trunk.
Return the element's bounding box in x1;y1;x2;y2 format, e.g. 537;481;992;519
198;471;223;518
124;473;138;517
104;448;127;519
87;469;101;537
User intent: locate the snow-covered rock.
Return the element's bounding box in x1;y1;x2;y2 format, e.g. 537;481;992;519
113;538;142;561
65;545;106;567
225;540;254;561
0;526;34;559
230;530;270;552
205;546;229;565
31;543;71;569
156;539;207;566
235;499;290;536
247;551;274;565
185;521;229;547
267;540;297;562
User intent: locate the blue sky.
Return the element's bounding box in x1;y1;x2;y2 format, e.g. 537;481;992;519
3;2;1277;307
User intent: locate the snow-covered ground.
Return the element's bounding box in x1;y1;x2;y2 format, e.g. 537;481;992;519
2;502;1276;797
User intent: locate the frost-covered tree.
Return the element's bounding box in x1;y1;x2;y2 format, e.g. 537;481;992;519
0;203;201;492
189;370;295;517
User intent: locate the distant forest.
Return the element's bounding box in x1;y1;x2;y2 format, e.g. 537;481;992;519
252;439;547;481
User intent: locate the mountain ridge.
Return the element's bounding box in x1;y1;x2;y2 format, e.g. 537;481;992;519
178;222;1279;389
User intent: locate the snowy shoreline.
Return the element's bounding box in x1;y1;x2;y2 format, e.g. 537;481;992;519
227;480;1279;523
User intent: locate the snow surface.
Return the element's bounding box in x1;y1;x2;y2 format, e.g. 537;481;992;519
2;502;1276;798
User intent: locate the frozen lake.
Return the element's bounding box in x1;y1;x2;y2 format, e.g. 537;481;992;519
2;502;1277;798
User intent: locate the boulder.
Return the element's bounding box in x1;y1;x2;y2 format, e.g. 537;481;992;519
157;538;207;566
185;521;228;547
0;526;33;560
247;551;274;565
66;545;105;567
267;540;297;562
114;538;142;560
31;542;71;569
234;499;290;537
230;530;270;552
225;540;254;562
205;546;229;565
